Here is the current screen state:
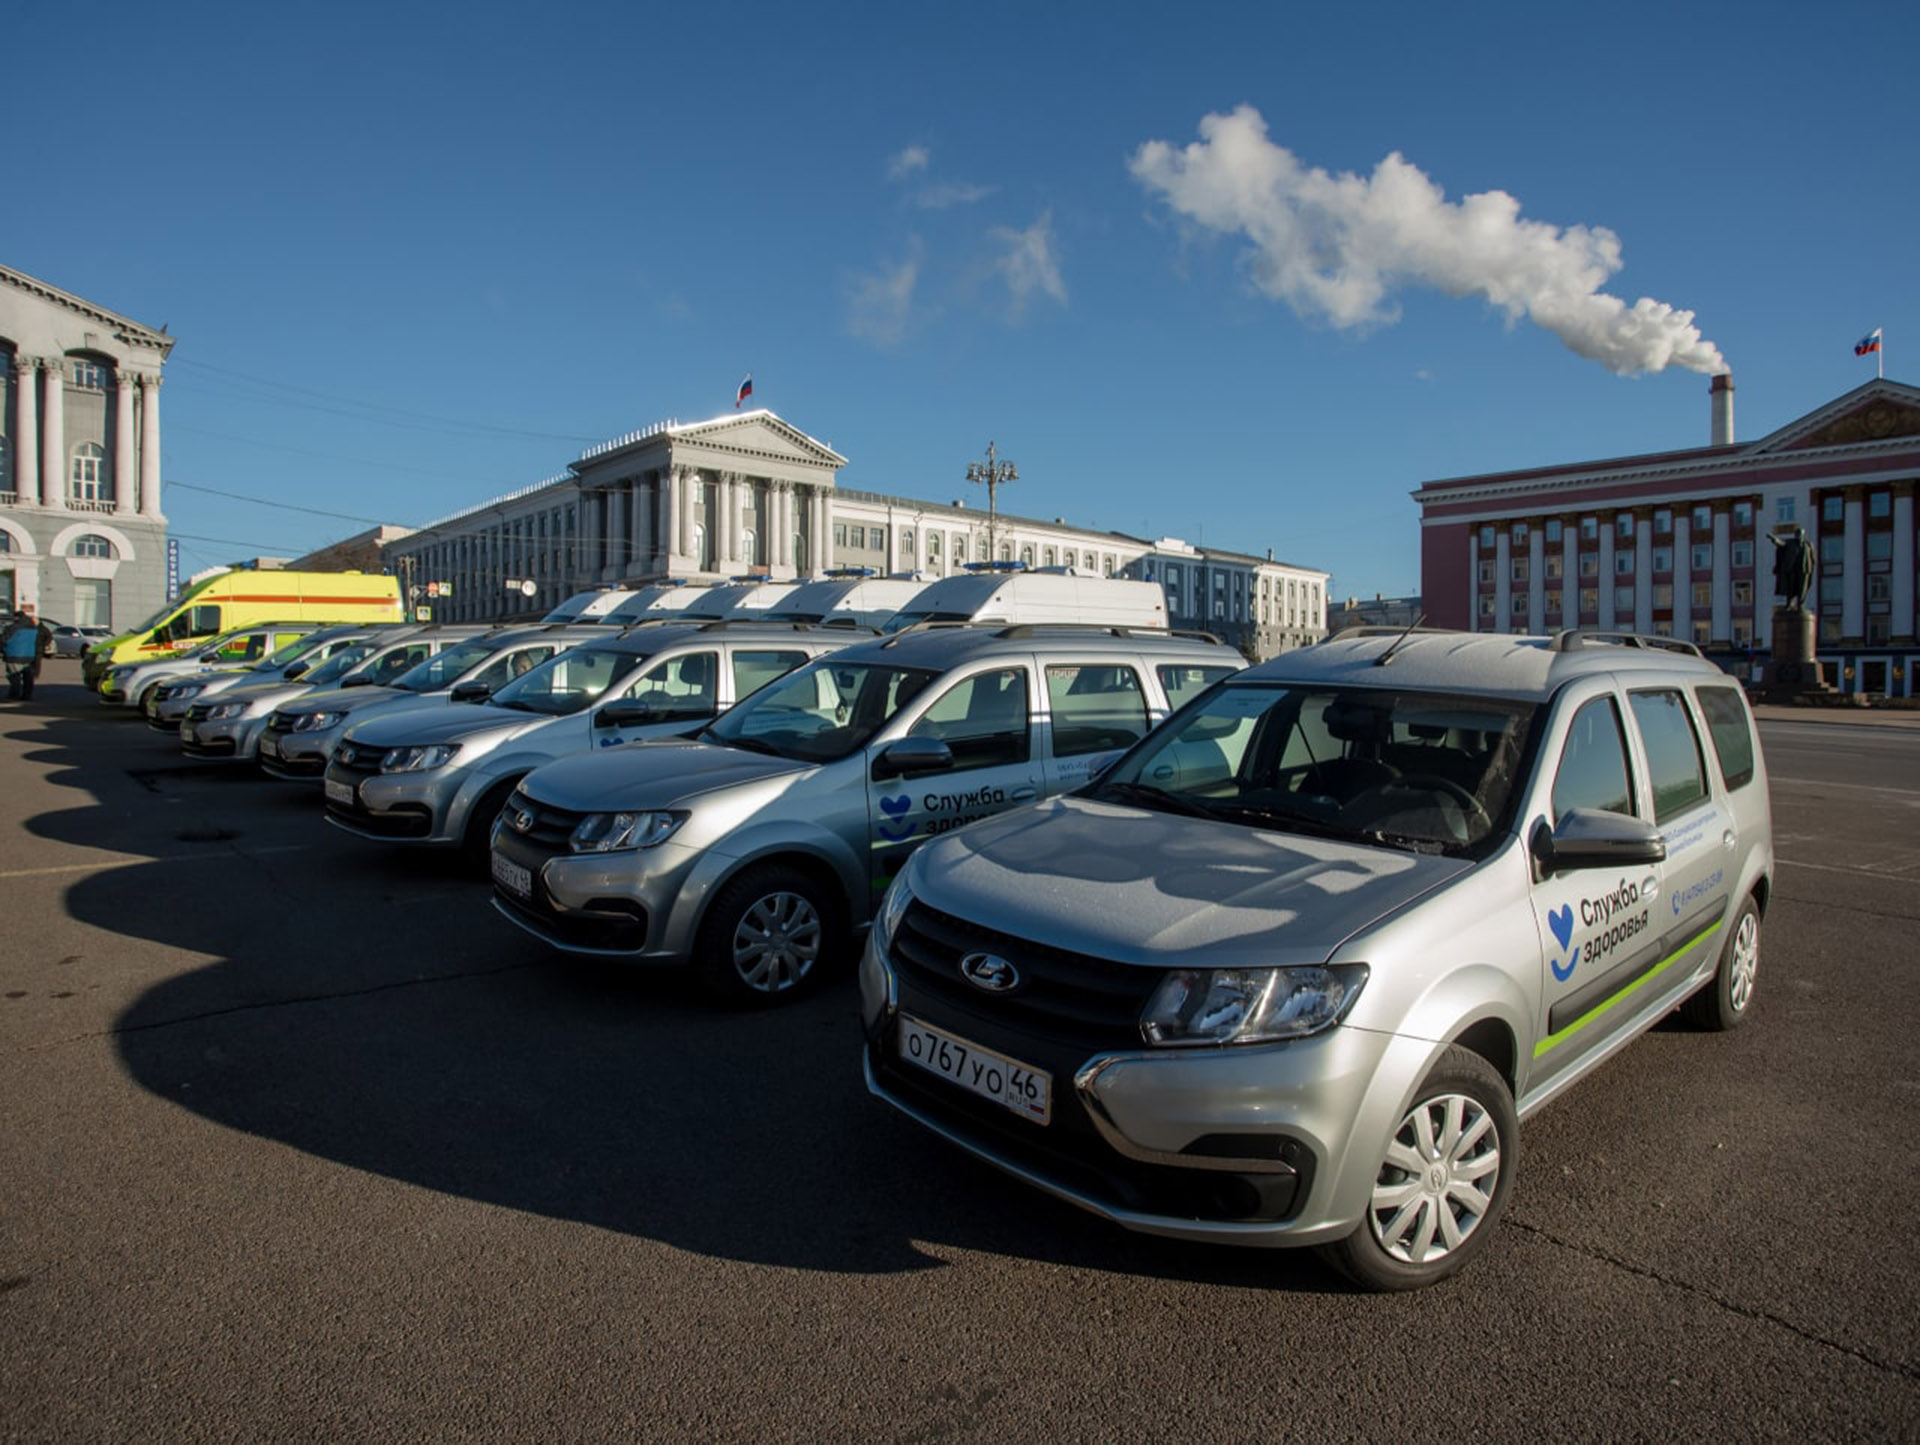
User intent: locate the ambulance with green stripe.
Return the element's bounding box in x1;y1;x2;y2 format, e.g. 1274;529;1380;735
82;567;404;689
861;627;1771;1290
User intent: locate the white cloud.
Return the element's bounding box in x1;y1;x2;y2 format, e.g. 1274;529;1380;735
888;146;930;181
1129;105;1724;376
913;181;996;211
990;211;1067;317
846;244;924;347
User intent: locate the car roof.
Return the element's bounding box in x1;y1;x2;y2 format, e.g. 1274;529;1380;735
580;618;877;658
1243;628;1726;699
842;622;1239;668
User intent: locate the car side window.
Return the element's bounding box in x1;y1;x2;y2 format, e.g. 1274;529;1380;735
910;667;1031;770
1157;663;1238;710
1551;696;1635;822
731;649;808;701
1047;664;1148;758
371;645;433;681
474;646;554;689
1693;684;1756;791
1628;689;1709;822
622;650;718;720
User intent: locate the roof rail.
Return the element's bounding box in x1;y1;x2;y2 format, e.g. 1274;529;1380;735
1549;628;1705;659
1326;624;1451;643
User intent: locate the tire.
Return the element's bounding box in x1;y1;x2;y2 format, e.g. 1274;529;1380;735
694;864;842;1008
1681;895;1760;1031
461;778;523;869
1319;1046;1518;1292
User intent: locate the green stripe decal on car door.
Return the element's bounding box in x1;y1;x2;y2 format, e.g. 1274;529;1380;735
1533;919;1723;1059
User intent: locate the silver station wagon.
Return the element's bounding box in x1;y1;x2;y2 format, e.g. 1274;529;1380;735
490;625;1244;1005
860;629;1772;1289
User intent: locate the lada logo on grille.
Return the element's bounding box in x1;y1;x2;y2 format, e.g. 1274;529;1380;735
958;952;1019;993
506;804;535;834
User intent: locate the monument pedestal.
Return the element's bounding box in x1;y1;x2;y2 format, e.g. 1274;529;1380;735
1757;606;1837;702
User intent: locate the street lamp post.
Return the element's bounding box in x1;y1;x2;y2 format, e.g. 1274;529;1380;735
965;441;1018;564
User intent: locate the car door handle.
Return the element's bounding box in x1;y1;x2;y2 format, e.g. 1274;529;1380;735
1723;829;1737;851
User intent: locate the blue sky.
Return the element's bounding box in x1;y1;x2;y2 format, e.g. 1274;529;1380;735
9;1;1912;600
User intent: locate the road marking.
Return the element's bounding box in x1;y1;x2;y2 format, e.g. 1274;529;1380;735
0;844;310;881
1778;856;1920;878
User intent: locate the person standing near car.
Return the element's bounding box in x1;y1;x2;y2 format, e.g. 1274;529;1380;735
3;606;52;701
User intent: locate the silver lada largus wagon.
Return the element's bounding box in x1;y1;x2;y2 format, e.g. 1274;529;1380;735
860;629;1773;1290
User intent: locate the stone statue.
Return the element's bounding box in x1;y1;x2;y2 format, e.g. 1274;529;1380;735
1768;525;1814;611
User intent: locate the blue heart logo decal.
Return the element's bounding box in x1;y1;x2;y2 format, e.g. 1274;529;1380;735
879;794;912;818
1551;951;1578;982
1548;904;1574;950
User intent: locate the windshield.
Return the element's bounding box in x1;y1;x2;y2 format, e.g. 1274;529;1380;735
300;645;376;687
390;639;500;692
487;647;636;717
1093;683;1538;855
703;659;938;763
251;631;337;673
881;610;974;634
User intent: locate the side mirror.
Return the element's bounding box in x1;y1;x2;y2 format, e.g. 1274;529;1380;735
872;736;954;780
1530;807;1666;879
450;681;492;703
595;699;656;728
340;675;374;688
283;661;311;679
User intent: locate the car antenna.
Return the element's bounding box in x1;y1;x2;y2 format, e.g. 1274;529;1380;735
1373;613;1428;666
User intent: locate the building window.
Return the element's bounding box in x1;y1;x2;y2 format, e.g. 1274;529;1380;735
1732;620;1752;647
1867;575;1891;602
1654;509;1672;534
1868;532;1893;562
833;523;847;547
927;532;941;560
1478;593;1496;618
1545;588;1562;616
870;526;886;551
1869;491;1891;519
1579;554;1599;578
1732;541;1753;568
70;443;107;504
1479;525;1495;548
1581;517;1598;541
1512;522;1529;542
1653;584;1673;608
1731;580;1752;607
1820;535;1844;566
71;359;109;389
1692;621;1711;646
1616;514;1633;539
1777;497;1796;524
1820;576;1843;608
1579;587;1598;615
1615;550;1634;575
1512;557;1529;583
848;525;866;548
1691;582;1712;608
1868;616;1891;646
1692;506;1712;531
1733;501;1753;529
1478;560;1495;584
953;536;967;563
1691;543;1712;571
1652;546;1672;572
1822;495;1843;523
1612;586;1633;613
1063;550;1076;569
72;533;115;558
0;531;11;552
900;528;914;557
1545;519;1563;544
1544;555;1563;580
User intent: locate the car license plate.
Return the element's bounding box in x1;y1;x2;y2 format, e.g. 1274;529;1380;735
491;852;533;899
898;1014;1050;1124
324;778;356;806
260;735;281;759
180;723;197;743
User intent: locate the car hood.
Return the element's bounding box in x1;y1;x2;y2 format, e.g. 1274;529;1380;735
908;795;1473;969
523;739;810;810
280;685;406;717
349;702;549;749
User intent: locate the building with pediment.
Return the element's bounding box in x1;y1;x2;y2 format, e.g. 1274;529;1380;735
0;264;174;626
1414;375;1920;697
385;409;1329;658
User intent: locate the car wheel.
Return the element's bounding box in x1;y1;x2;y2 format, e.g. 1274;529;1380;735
461;778;522;868
1681;895;1759;1031
695;864;841;1008
1319;1046;1517;1292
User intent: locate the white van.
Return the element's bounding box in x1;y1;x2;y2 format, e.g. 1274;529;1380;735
884;567;1168;632
543;589;639;624
766;575;928;630
679;582;799;619
599;583;710;626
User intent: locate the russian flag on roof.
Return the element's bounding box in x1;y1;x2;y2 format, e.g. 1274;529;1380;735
1855;328;1882;356
735;373;754;408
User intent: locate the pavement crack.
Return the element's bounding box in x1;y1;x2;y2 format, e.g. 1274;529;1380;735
1506;1216;1918;1382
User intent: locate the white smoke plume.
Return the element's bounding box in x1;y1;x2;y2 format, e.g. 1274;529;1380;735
1129;106;1725;376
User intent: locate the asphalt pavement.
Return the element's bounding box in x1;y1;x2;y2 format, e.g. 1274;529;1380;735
2;657;1916;1440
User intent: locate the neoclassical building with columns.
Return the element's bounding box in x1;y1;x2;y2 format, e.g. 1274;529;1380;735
1;264;173;627
1415;376;1920;697
386;409;1329;659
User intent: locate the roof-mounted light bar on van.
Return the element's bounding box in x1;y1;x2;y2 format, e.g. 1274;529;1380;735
1549;629;1706;658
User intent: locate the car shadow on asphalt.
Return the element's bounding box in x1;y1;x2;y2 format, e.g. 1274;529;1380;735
18;698;1349;1292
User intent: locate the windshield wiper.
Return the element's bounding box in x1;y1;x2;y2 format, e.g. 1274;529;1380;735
1094;781;1218;820
1352;827;1446;855
714;733;787;758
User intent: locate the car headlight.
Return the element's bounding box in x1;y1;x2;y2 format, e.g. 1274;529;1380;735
874;873;915;953
291;711;346;732
168;681;207;701
1140;965;1368;1047
109;666;135;684
567;810;687;853
206;701;251;720
382;743;459;773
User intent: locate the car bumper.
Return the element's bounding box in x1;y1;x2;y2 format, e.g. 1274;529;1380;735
182;715;266;761
259;731;335;780
858;935;1425;1247
323;768;454;844
487;832;705;960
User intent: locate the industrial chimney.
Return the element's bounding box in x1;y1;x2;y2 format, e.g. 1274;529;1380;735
1710;373;1735;446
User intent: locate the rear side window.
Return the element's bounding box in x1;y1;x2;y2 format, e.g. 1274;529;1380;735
731;649;808;701
1628;689;1708;822
1047;664;1149;758
1552;696;1634;821
1694;684;1756;790
1157;663;1237;710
